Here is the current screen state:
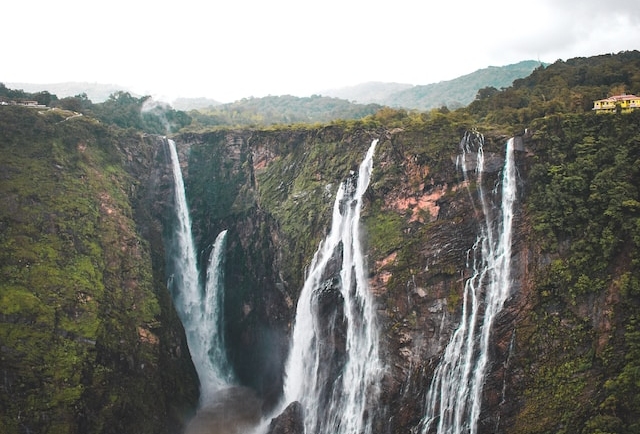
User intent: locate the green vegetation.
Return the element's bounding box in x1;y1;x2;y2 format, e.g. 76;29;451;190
468;51;640;129
0;106;196;434
1;84;192;134
365;209;405;256
528;113;640;270
2;49;640;434
185;94;382;129
511;111;640;433
3;84;383;132
59;91;192;134
0;82;58;106
385;60;545;110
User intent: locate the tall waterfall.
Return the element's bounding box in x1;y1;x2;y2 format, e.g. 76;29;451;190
282;139;382;434
166;138;233;404
420;134;516;434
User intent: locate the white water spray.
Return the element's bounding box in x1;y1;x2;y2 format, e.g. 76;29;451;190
166;139;233;403
198;230;233;401
282;139;382;434
420;134;516;434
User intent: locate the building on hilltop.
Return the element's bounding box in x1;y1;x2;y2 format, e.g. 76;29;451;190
593;94;640;113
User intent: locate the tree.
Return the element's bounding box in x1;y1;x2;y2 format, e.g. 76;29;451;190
53;93;93;112
475;86;499;100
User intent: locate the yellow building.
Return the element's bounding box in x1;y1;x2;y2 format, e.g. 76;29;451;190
593;94;640;113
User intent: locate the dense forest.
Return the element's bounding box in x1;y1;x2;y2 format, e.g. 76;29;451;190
469;51;640;125
1;50;640;434
185;94;383;128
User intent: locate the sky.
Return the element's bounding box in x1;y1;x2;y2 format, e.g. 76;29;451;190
3;0;640;103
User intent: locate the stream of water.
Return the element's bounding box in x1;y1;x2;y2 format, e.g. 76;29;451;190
420;135;516;434
166;138;233;403
281;139;382;434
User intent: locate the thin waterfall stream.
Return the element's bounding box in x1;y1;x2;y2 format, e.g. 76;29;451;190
280;139;382;434
167;138;262;434
166;138;234;401
420;134;517;434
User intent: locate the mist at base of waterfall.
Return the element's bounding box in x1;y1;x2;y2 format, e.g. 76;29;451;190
185;387;263;434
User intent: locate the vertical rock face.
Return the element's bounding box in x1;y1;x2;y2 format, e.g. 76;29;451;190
0;108;198;434
175;131;292;410
172;126;531;431
5;110;632;433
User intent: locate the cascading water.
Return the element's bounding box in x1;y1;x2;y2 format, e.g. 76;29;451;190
282;139;382;434
166;138;233;404
420;133;516;434
198;230;233;400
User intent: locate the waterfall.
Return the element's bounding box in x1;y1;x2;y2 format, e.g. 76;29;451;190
282;139;382;434
166;138;233;404
198;230;233;401
420;134;516;434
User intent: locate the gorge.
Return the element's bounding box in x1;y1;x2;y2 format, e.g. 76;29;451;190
167;128;519;434
144;114;640;433
2;56;640;433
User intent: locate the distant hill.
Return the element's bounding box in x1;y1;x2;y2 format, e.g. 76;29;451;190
171;97;222;111
322;60;546;110
6;60;542;111
320;82;414;105
4;82;131;103
187;94;383;128
4;82;222;110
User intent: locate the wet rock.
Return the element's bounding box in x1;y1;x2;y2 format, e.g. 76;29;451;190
266;401;304;434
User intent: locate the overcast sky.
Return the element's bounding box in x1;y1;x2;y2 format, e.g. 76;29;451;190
3;0;640;103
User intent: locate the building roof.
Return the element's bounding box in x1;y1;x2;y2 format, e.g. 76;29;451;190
595;94;640;103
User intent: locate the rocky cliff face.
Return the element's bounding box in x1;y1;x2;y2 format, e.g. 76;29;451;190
0;107;198;434
171;124;531;431
172;113;640;433
3;105;637;433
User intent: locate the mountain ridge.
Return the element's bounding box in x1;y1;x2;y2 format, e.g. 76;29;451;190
6;60;543;110
321;60;546;110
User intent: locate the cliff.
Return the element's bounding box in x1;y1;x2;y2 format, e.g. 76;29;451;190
172;111;640;433
0;107;198;434
171;120;515;430
1;102;639;433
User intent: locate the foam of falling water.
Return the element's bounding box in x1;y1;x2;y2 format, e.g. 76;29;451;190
420;135;516;434
166;139;233;403
199;230;233;402
167;139;201;334
280;139;382;434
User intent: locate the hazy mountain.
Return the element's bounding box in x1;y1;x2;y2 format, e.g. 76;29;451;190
322;60;546;110
171;97;222;111
7;60;542;110
320;82;414;104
